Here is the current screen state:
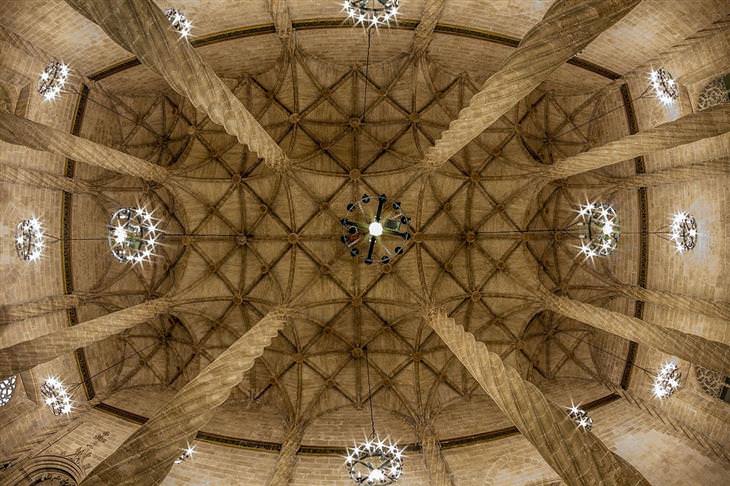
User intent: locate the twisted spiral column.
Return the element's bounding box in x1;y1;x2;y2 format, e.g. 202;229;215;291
0;111;170;183
542;103;730;181
0;294;82;324
267;423;304;486
421;0;640;170
65;0;290;172
610;385;730;461
562;346;730;462
611;284;730;322
586;158;730;190
81;309;288;486
0;163;95;193
540;293;730;375
0;298;173;376
417;424;455;486
268;0;295;55
665;387;730;451
412;0;447;55
427;309;650;486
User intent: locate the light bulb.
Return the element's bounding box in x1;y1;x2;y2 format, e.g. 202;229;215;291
369;221;383;237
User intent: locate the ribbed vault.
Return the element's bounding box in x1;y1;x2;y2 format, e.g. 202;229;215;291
1;0;729;485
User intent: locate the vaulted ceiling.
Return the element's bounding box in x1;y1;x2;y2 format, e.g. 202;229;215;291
2;0;728;462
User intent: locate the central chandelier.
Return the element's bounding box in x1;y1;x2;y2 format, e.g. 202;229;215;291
652;360;681;399
650;68;679;105
342;0;399;28
574;202;620;261
668;211;697;254
15;217;45;263
567;402;593;431
340;194;411;265
108;207;161;265
40;377;73;416
165;8;193;39
345;435;405;485
38;60;70;102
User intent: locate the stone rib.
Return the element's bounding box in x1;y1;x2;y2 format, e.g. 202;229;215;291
427;309;649;486
541;293;730;375
0;111;170;183
0;298;173;376
267;424;304;486
421;0;640;170
543;104;730;180
81;309;288;486
65;0;290;172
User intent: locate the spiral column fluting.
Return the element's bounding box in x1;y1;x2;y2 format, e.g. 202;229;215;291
65;0;291;173
541;104;730;181
539;292;730;376
0;298;174;376
267;422;305;486
427;308;650;486
421;0;641;171
0;111;170;183
81;309;289;486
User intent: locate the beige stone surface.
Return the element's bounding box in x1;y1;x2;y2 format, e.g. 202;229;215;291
0;0;729;484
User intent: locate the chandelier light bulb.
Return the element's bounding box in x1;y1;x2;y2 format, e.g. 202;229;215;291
650;68;679;106
575;202;620;262
652;360;681;400
0;376;17;407
40;376;73;416
345;434;404;485
342;0;399;29
15;217;46;263
669;211;697;254
567;402;593;431
369;221;384;237
165;7;193;39
175;443;196;464
107;207;161;265
37;61;70;102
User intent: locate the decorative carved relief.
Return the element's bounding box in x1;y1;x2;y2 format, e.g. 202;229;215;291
1;455;83;486
697;75;730;111
29;472;77;485
66;430;110;471
0;375;17;406
694;365;725;399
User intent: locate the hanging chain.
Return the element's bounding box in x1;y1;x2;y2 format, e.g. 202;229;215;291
362;27;373;122
364;345;376;437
